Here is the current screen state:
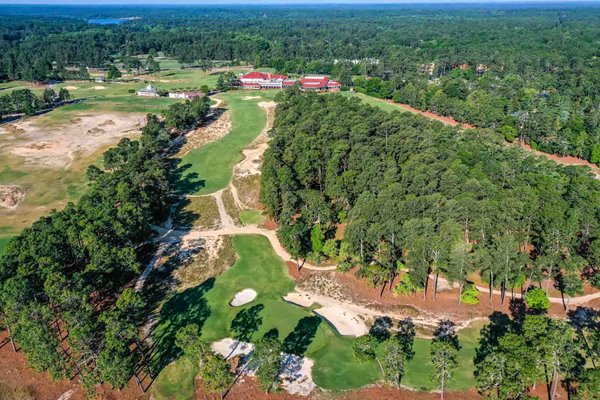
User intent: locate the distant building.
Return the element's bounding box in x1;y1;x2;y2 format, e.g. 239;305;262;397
137;84;159;97
419;63;436;76
95;76;105;83
240;71;289;89
299;76;341;92
168;91;204;100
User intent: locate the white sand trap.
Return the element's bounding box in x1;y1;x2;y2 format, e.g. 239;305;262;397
64;86;78;90
212;338;316;396
283;292;314;308
242;96;261;100
230;288;257;306
314;306;369;336
94;86;107;90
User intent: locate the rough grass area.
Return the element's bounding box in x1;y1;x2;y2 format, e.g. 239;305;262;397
339;91;404;113
221;187;240;224
239;209;265;226
0;236;12;256
177;92;270;195
152;356;196;400
232;174;261;208
172;196;220;229
174;236;237;291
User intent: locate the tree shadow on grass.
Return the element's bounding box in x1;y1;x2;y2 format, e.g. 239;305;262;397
171;197;198;228
474;311;512;365
169;158;206;196
282;316;321;356
147;278;215;374
230;304;265;342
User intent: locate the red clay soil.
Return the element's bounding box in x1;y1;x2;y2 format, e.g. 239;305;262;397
336;386;481;400
520;142;600;177
316;268;577;322
0;332;148;400
384;100;475;129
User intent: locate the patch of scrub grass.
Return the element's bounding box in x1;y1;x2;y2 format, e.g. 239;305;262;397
150;235;380;394
0;236;12;256
152;356;197;400
176;92;268;195
239;209;265;225
172;196;220;229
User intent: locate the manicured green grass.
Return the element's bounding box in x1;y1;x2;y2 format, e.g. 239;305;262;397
339;91;405;113
151;235;380;396
239;209;265;225
176;92;269;195
151;235;479;395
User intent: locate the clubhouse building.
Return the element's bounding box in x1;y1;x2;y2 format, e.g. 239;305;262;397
239;72;341;91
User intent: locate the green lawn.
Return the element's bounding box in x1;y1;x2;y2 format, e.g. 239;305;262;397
239;209;265;225
339;91;407;113
150;234;479;397
0;236;11;256
176;92;270;195
151;235;380;398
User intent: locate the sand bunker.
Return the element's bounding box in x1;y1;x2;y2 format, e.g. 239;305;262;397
230;288;257;306
211;338;316;396
0;113;145;168
242;96;261;100
0;185;25;209
94;86;107;90
64;86;78;90
233;101;276;178
314;306;369;336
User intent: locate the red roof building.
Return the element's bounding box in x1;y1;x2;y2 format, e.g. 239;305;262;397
240;71;289;89
299;76;341;92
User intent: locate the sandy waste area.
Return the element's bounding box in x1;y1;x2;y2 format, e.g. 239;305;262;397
0;113;145;168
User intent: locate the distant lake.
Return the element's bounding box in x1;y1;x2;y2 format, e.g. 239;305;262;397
88;18;124;25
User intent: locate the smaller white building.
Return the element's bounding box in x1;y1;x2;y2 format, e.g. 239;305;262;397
137;84;159;97
168;91;204;100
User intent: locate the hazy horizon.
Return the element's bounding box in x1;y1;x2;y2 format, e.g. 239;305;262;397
2;0;599;5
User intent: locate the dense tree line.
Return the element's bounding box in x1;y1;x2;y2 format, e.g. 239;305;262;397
262;90;600;305
0;97;208;389
1;5;598;160
0;88;70;119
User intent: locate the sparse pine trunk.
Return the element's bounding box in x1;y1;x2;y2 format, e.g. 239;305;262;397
551;367;559;400
434;273;439;301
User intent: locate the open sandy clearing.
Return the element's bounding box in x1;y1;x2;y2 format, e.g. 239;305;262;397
211;338;316;396
314;306;369;336
230;288;257;306
0;112;145;168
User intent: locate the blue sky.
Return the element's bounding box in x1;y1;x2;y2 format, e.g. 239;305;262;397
1;0;597;4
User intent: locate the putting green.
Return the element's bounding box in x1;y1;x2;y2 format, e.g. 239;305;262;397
151;234;479;397
177;92;271;195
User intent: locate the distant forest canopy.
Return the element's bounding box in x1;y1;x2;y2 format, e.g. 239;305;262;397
262;89;600;302
0;4;598;163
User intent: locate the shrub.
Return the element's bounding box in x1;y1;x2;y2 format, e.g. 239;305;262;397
127;89;135;94
394;274;421;295
337;260;353;272
461;283;479;305
525;287;550;311
323;239;339;258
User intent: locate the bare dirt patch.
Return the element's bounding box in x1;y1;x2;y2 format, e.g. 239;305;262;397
0;113;145;169
64;86;79;90
0;185;25;209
